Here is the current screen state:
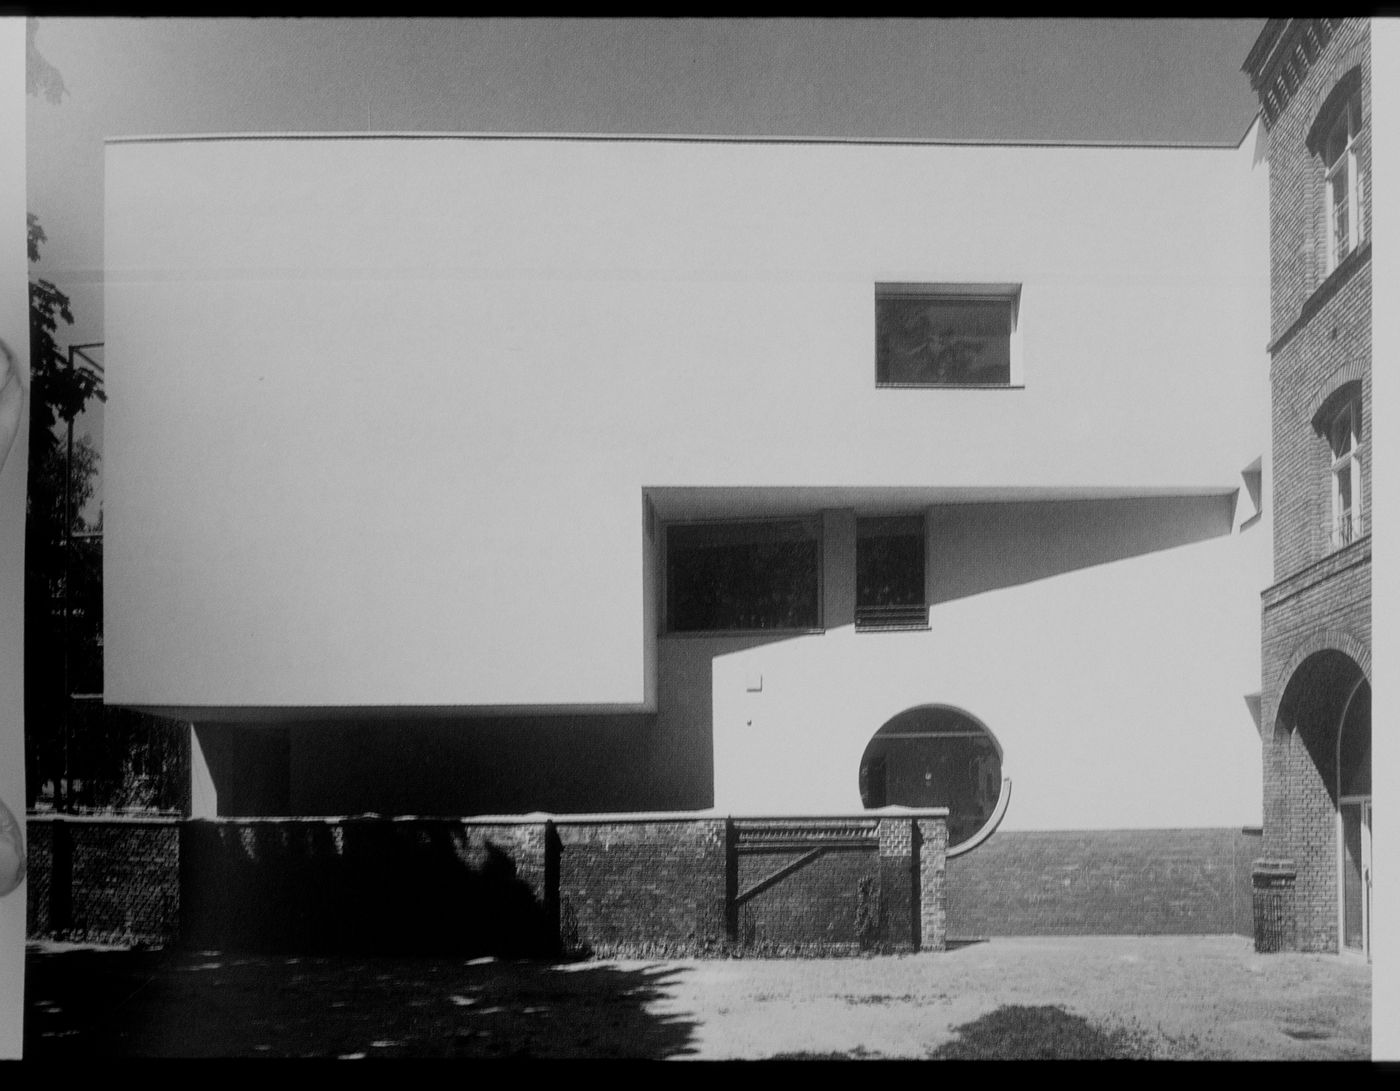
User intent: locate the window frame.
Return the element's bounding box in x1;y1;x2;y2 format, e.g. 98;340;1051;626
874;283;1022;389
662;515;825;636
1328;396;1364;549
1323;92;1365;275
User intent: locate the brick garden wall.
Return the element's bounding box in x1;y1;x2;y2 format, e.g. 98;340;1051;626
179;817;554;954
556;818;730;956
28;815;1265;952
26;816;181;945
28;812;949;957
945;828;1262;938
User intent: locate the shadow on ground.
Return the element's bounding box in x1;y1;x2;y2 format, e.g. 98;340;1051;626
25;944;698;1058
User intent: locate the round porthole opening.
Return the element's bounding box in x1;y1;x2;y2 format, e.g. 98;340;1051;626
858;705;1004;850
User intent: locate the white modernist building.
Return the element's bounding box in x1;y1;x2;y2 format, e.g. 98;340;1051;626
104;129;1271;848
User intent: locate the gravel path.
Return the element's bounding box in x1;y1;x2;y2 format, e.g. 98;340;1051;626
25;934;1369;1060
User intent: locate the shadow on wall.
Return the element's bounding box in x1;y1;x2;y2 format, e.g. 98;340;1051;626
928;494;1237;605
298;714;713;816
199;711;715;818
24;945;698;1058
180;820;555;956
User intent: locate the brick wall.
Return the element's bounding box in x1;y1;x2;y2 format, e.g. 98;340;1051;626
731;818;882;954
179;817;553;954
26;815;1267;952
556;818;730;956
26;816;181;945
945;828;1261;937
554;815;946;956
28;812;950;956
1263;19;1370;345
1252;17;1372;955
1269;273;1371;579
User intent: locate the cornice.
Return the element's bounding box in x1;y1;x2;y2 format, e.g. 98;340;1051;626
1243;18;1341;129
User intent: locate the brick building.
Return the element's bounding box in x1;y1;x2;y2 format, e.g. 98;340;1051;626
1244;18;1372;955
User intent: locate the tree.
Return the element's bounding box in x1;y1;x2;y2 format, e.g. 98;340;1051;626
27;215;102;443
25;218;186;814
26;17;67;105
25;217;104;810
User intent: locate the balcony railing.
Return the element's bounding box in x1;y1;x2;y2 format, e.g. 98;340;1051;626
855;603;929;632
1328;511;1366;550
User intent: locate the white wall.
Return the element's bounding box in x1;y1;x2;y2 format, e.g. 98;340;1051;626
705;496;1268;829
105;133;1269;717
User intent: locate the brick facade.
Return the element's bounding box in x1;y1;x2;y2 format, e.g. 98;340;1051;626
1244;18;1373;954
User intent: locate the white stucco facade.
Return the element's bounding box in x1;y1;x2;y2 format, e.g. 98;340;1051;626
104;128;1271;830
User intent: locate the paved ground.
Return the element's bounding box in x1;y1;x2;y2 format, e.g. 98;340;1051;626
24;935;1370;1060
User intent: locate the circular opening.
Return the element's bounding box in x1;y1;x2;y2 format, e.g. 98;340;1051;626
859;705;1003;849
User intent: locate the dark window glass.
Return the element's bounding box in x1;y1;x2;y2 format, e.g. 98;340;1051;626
876;294;1013;385
666;520;820;632
856;517;925;608
858;706;1003;849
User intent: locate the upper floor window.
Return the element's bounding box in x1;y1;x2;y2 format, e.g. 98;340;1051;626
665;518;821;633
855;516;928;631
1323;89;1365;273
876;285;1019;387
1327;395;1364;549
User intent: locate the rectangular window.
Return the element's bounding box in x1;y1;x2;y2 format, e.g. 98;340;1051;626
856;515;928;631
665;519;821;633
876;285;1019;386
1325;94;1364;272
1329;398;1364;548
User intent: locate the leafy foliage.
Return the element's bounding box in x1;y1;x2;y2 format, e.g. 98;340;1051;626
28;215;102;445
26;18;68;105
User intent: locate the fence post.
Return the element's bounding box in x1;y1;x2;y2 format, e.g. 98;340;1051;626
724;816;738;942
50;816;72;936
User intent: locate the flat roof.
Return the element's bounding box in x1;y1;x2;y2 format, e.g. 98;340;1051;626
105;129;1246;150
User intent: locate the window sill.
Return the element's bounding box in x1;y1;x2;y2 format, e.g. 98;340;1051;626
663;628;825;640
876;382;1024;391
855;604;929;632
1268;239;1370;354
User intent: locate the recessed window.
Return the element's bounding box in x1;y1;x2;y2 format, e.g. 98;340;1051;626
1327;396;1364;548
665;519;821;633
876;285;1019;386
856;516;927;631
1323;91;1365;273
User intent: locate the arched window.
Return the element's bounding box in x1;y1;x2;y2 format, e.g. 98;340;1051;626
1308;69;1366;275
1313;378;1365;550
1326;394;1363;547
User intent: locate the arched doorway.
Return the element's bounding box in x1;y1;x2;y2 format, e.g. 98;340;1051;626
1336;676;1371;955
1275;649;1371;956
858;705;1008;853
